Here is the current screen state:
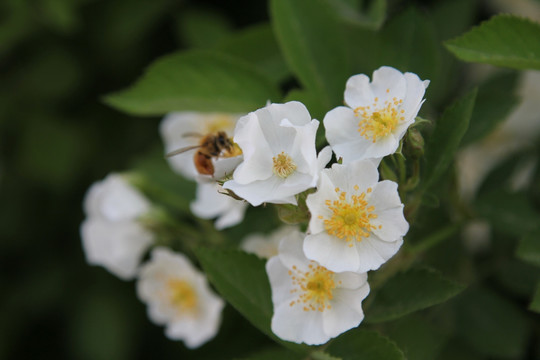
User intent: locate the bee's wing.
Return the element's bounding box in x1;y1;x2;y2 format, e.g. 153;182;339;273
166;144;201;157
182;132;203;138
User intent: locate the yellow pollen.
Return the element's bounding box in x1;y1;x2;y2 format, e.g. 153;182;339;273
272;152;297;178
323;186;378;243
205;115;235;133
354;99;402;143
168;279;198;314
288;262;336;312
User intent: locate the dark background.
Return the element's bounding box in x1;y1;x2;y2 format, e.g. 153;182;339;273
0;0;507;359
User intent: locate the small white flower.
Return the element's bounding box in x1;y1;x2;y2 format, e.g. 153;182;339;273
137;247;224;348
80;173;153;280
159;112;242;180
304;160;408;273
223;101;328;206
190;181;248;230
324;66;429;163
241;225;299;259
266;230;369;345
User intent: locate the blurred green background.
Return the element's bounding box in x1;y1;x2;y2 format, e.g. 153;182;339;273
0;0;273;358
2;0;538;359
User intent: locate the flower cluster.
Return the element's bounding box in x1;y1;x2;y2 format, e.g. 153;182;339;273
80;174;224;348
80;65;428;348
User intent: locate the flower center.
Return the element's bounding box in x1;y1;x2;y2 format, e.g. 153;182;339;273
288;263;340;312
272;152;297;178
320;186;380;246
168;279;198;314
354;96;405;143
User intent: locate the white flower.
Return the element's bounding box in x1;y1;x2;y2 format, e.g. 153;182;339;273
241;225;299;259
137;247;224;348
223;101;328;206
190;181;248;230
324;66;429;163
266;230;369;345
159;112;242;180
304;160;408;273
80;173;153;280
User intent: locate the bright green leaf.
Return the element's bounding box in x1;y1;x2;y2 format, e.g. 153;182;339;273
422;88;477;190
271;0;351;109
104;50;280;116
455;287;531;358
445;14;540;70
215;23;290;85
516;227;540;266
366;267;465;323
326;329;405;360
462;72;519;145
194;248;307;353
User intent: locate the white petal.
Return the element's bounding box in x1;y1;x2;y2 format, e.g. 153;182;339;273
277;229;310;272
266;256;297;306
303;232;360;273
271;301;329;345
83;174;151;221
354;235;403;272
371;206;408;241
232;114;274;184
214;201;247;230
344;74;374;109
317;146;333;171
322;286;368;338
81;219;153;280
334;271;368;290
371;66;407;102
401;72;429;122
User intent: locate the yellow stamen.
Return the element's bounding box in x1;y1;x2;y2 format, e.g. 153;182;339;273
168;279;198;314
272;152;297;178
288;262;341;312
354;99;402;143
323;187;378;244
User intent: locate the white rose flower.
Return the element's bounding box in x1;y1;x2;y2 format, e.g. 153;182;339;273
223;101;328;206
190;181;248;230
304;160;408;273
159;112;242;180
324;66;429;163
137;247;225;348
241;225;299;259
80;173;153;280
266;230;369;345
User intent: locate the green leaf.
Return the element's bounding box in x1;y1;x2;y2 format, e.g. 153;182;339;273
234;348;304;360
455;287;531;358
322;0;387;30
516;227;540;266
270;0;351;109
475;190;539;237
347;7;440;86
175;8;233;49
382;314;449;360
194;248;307;353
445;14;540;70
366;267;465;323
529;282;540;313
104;50;281;116
422;88;477;190
215;23;290;85
326;329;405;360
462;72;519;145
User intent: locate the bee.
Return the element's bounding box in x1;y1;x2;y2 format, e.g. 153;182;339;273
166;131;240;175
